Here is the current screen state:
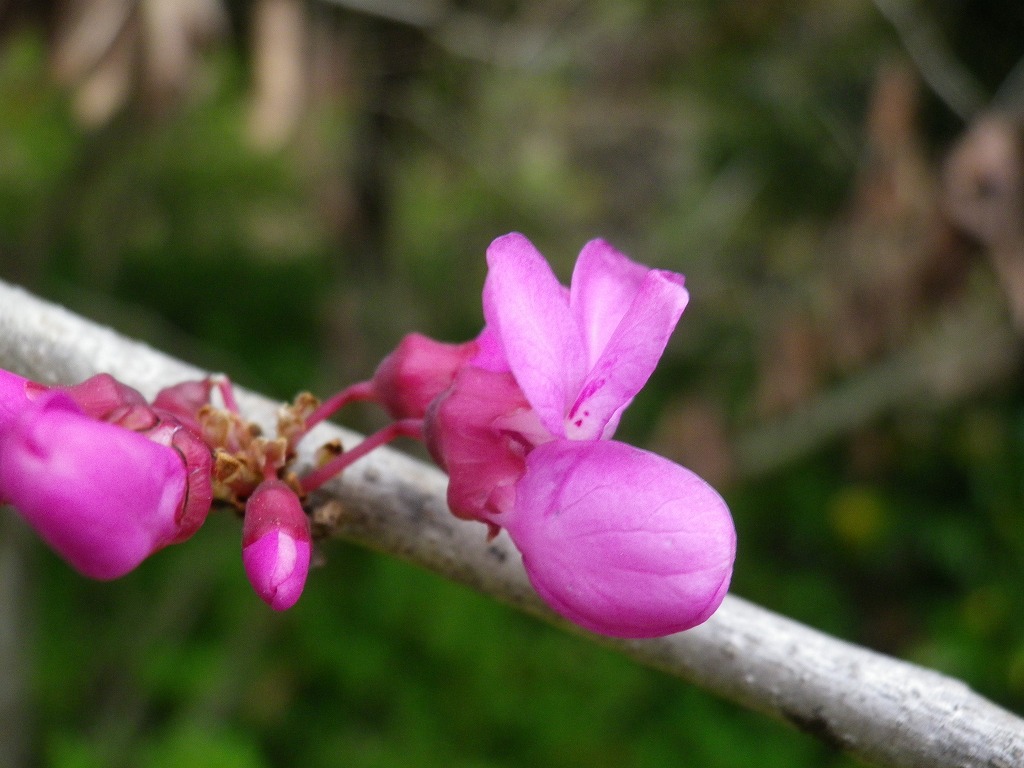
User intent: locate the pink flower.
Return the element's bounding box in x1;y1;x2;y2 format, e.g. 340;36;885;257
479;233;689;440
424;233;692;524
0;390;196;579
502;439;735;638
416;234;735;637
242;479;311;611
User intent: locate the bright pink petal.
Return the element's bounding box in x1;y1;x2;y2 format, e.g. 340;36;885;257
242;480;311;611
0;368;31;431
0;392;187;580
144;421;213;542
565;269;688;440
243;530;311;611
503;439;734;638
569;239;652;366
483;233;584;437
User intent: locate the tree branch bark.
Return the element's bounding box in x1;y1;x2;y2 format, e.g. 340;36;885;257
1;278;1022;768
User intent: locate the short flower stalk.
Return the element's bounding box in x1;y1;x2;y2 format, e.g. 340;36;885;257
0;232;735;636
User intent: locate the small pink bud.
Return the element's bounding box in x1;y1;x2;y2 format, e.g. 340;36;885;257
372;333;479;419
242;480;311;611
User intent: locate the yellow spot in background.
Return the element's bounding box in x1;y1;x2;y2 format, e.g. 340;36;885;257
960;585;1008;637
1008;647;1024;696
828;486;885;549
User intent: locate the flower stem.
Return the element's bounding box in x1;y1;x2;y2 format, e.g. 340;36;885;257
302;381;376;435
212;375;240;413
300;418;423;494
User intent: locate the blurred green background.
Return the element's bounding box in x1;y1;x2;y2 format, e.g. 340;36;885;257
1;1;1023;766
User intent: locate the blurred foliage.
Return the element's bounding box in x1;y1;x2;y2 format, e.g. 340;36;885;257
1;1;1024;767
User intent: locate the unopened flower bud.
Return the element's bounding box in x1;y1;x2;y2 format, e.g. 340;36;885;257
0;391;194;579
372;333;479;419
242;479;311;610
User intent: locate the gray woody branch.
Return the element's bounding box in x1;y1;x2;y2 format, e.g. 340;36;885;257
1;278;1022;768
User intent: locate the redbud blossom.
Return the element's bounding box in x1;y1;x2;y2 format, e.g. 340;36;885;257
0;391;193;579
57;372;148;421
415;233;735;637
242;479;311;611
503;439;735;638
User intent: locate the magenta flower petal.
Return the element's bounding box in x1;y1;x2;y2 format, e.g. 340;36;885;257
503;439;735;638
425;366;548;523
483;233;584;437
151;378;215;434
0;391;188;580
242;480;311;610
0;368;31;431
144;421;214;542
566;268;689;440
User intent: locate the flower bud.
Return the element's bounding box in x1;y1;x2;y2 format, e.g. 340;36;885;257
0;391;192;579
372;333;478;419
242;479;311;610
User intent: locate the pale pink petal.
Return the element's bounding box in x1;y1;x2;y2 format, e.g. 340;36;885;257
503;439;734;638
62;373;148;420
483;233;584;437
0;392;187;580
569;239;652;367
565;269;688;440
242;479;311;610
151;379;215;433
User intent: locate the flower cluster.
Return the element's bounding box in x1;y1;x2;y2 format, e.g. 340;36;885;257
0;232;735;638
301;234;736;638
0;369;311;609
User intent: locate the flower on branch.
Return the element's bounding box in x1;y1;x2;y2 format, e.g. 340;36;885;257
307;233;735;637
0;231;735;631
503;440;734;637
